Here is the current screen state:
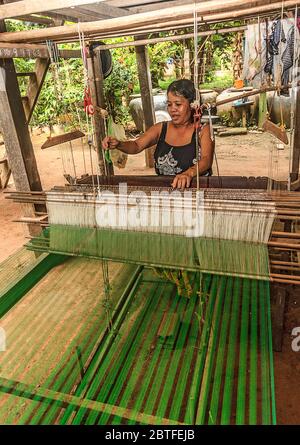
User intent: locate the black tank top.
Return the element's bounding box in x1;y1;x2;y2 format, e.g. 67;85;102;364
154;121;211;176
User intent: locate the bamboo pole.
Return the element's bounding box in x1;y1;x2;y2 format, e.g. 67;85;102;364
215;85;292;107
272;231;300;238
271;272;300;279
271;260;300;266
271;277;300;284
271;265;300;271
269;241;300;249
94;25;248;51
0;0;299;43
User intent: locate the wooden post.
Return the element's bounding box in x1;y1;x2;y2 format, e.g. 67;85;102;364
0;13;44;237
87;52;111;176
24;57;50;123
233;31;243;81
258;92;268;129
290;80;300;184
92;47;113;175
183;48;191;79
0;157;11;189
135;36;155;168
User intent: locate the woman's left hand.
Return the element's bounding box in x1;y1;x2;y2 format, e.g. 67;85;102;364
171;170;194;190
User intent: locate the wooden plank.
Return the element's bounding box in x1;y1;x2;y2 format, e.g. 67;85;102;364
16;71;36;77
0;43;81;58
262;119;289;145
126;0;191;14
24;57;49;123
0;376;181;425
41;130;85;149
0;157;10;189
0;0;107;20
135;36;155;169
51;7;103;22
0;42;49;58
0;0;297;43
77;3;130;18
14;14;54;25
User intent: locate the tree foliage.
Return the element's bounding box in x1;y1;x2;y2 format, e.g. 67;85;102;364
8;21;238;128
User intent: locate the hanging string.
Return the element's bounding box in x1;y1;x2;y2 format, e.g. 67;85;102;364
193;1;201;191
258;16;263;86
288;5;299;191
78;24;97;191
101;260;113;332
61;57;88;176
46;40;70;177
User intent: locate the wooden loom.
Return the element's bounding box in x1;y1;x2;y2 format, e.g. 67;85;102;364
6;174;300;286
1;0;300;426
4;173;299;425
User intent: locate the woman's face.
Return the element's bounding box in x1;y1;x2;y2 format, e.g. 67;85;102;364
167;92;191;125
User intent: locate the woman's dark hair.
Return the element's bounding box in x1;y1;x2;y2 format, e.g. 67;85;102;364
167;79;196;103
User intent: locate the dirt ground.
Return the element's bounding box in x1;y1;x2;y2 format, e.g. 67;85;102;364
0;129;299;424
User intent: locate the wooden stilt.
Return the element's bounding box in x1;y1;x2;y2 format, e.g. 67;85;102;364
135;36;155;169
0;9;44;237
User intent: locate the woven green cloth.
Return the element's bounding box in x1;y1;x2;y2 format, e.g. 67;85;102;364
44;225;270;279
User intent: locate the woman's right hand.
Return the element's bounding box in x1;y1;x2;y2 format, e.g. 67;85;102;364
102;136;120;150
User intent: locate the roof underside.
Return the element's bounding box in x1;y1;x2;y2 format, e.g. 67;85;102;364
3;0;198;24
0;1;298;44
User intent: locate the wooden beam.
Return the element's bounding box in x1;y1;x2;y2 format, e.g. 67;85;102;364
135;36;155;169
0;0;107;20
50;7;103;22
1;0;298;43
23;57;50;123
0;43;81;58
0;42;48;57
39;10;79;23
77;3;130;18
94;25;248;51
0;376;181;425
0;8;44;236
48;9;284;44
13;14;54;25
127;0;192;14
0;67;42;192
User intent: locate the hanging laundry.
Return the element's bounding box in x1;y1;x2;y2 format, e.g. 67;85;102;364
281;27;295;87
243;18;300;90
264;19;284;79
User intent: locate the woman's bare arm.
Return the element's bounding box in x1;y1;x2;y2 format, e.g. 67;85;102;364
102;123;162;155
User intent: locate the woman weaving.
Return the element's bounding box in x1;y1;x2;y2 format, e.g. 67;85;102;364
102;79;214;189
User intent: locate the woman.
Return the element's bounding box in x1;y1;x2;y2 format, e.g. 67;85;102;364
102;79;214;189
